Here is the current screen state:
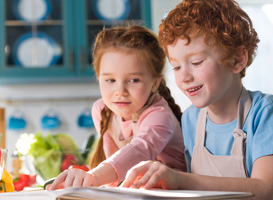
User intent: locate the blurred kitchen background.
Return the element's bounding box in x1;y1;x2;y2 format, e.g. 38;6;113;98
0;0;272;173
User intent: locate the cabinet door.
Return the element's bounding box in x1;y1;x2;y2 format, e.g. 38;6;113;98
74;0;152;79
0;0;152;84
0;0;75;83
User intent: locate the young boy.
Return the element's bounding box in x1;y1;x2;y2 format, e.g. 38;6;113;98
121;0;273;199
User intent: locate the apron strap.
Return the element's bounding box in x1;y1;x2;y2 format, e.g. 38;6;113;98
231;87;251;160
195;107;207;145
236;87;252;129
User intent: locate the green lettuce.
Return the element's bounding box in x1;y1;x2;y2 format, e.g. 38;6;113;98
28;132;62;180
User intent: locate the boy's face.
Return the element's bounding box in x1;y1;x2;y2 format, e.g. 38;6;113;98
167;36;239;109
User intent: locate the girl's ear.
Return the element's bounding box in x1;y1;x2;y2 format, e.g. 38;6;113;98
232;49;248;74
152;77;162;93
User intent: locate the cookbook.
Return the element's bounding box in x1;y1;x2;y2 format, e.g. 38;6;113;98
0;186;253;200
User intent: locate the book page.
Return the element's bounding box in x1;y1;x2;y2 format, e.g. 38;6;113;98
0;190;61;200
59;187;253;200
0;187;253;200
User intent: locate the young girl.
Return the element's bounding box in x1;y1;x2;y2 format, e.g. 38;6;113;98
49;25;186;189
121;0;273;199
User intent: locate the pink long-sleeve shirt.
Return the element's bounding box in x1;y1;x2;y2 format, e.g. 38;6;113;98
92;94;186;184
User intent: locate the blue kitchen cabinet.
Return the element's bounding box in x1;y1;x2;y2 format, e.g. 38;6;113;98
0;0;151;84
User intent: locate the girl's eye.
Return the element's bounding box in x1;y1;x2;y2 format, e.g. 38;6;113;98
129;78;140;83
106;79;115;83
192;60;203;66
173;66;181;71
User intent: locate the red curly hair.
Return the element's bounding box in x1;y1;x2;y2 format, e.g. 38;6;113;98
158;0;260;77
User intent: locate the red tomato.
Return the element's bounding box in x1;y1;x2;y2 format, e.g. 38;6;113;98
28;174;37;186
13;180;27;191
13;173;37;191
61;154;79;172
68;165;90;171
19;174;30;183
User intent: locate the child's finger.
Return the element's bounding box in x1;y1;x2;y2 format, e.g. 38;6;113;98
49;171;68;190
121;161;156;188
46;182;65;190
131;165;161;189
120;170;139;187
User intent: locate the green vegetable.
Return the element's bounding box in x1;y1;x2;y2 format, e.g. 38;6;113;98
28;132;62;180
27;132;89;181
82;134;96;159
53;134;78;151
43;178;56;190
53;133;84;164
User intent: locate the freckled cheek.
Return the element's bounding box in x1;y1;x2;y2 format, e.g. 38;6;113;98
196;69;213;83
174;73;182;86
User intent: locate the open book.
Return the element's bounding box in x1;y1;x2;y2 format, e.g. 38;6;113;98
0;186;253;200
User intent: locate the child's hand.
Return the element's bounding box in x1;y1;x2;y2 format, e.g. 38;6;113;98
48;168;98;190
120;160;180;190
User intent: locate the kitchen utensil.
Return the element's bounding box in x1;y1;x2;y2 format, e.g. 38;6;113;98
41;108;60;129
8;109;27;130
77;108;94;128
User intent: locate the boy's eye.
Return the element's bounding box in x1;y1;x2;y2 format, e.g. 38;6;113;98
173;66;181;71
192;60;203;66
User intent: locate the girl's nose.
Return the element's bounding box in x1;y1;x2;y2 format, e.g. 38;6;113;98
115;83;128;96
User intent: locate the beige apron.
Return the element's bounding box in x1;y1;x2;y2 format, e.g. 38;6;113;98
191;87;252;177
107;93;157;149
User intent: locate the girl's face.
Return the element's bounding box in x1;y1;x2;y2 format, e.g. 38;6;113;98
99;51;160;121
167;36;240;110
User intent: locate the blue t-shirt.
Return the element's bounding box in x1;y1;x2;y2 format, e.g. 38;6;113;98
182;90;273;176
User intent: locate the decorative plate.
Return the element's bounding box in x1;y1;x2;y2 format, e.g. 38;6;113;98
93;0;130;21
13;0;52;22
12;32;62;67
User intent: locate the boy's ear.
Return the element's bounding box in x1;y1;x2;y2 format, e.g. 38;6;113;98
231;49;248;74
152;77;162;93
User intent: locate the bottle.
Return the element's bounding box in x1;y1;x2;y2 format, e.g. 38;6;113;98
11;147;23;178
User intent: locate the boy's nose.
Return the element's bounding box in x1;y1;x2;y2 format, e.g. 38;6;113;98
177;67;193;83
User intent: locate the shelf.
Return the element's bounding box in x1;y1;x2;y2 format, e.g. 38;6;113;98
0;96;99;105
5;20;64;26
85;19;143;26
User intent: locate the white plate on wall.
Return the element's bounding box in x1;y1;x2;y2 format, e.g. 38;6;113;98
13;0;52;22
93;0;130;21
12;32;62;68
